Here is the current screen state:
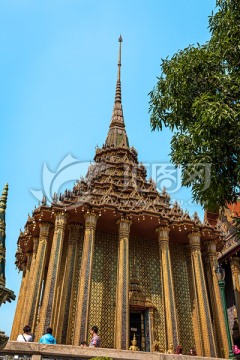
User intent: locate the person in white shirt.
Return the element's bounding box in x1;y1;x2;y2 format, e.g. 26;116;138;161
14;326;33;360
16;325;33;342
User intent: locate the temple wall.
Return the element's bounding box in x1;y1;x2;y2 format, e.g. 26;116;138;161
87;231;196;352
129;236;165;351
170;243;195;352
88;230;118;348
64;226;84;344
88;231;166;350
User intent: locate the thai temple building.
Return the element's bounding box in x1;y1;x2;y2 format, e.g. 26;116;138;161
11;38;232;358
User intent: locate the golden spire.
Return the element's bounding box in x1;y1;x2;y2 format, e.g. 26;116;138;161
117;35;122;80
114;35;123;105
104;35;129;148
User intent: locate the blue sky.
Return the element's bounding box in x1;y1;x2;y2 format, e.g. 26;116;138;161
0;0;216;336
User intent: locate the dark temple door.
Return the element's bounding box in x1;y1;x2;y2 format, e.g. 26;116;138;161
130;312;142;350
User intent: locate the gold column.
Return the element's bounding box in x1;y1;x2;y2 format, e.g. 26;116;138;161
20;237;39;329
11;226;49;340
114;218;131;350
35;213;67;339
19;252;33;330
55;223;82;343
230;257;240;325
205;240;229;358
12;251;32;338
67;227;83;345
185;246;202;356
32;236;39;257
11;245;33;339
188;232;216;357
10;263;27;340
149;309;155;352
156;226;178;352
73;212;98;345
24;224;51;333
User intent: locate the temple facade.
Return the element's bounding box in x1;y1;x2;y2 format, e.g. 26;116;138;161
11;38;230;357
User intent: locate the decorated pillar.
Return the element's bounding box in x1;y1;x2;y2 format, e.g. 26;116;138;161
149;308;155;352
32;236;39;257
230;257;240;325
114;218;131;350
35;212;67;339
205;240;229;358
10;263;27;340
17;237;40;332
67;227;84;345
185;246;202;356
23;224;51;333
19;251;33;330
20;237;39;328
55;223;82;343
73;212;98;345
188;232;216;357
156;226;178;352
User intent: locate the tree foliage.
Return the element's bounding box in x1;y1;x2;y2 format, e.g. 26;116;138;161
149;0;240;211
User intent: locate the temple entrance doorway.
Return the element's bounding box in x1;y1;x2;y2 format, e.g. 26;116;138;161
130;311;142;350
129;279;156;351
130;309;152;351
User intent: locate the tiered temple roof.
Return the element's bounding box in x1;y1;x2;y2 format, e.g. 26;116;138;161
15;37;222;271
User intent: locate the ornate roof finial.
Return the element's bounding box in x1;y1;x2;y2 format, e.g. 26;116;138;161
117;34;122;82
114;35;123;104
103;35;129;149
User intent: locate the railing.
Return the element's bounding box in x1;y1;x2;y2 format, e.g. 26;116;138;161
0;341;224;360
0;357;31;360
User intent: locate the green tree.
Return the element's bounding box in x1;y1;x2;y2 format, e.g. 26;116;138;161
149;0;240;211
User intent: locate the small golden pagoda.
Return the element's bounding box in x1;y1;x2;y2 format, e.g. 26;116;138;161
11;37;230;357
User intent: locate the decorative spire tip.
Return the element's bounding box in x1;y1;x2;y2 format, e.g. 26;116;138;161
117;35;122;81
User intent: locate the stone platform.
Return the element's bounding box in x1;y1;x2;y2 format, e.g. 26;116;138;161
0;342;226;360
